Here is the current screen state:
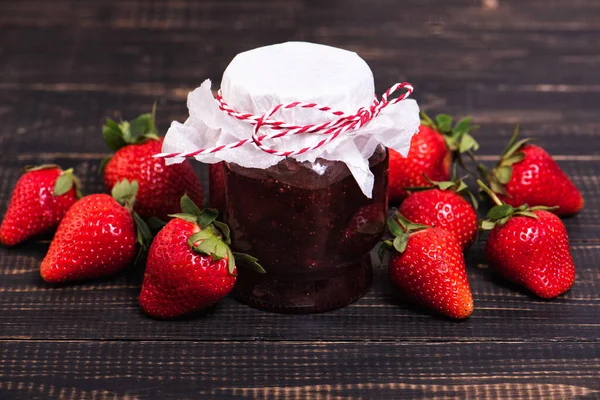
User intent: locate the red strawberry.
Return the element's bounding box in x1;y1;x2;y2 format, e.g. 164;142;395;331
208;162;226;213
381;214;474;319
40;180;151;283
399;178;478;249
1;165;81;246
485;126;583;215
388;112;478;202
102;108;204;220
139;195;264;319
479;180;575;299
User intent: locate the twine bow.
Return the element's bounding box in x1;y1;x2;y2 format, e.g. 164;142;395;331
156;82;414;159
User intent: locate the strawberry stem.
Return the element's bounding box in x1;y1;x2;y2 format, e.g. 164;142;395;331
477;179;503;206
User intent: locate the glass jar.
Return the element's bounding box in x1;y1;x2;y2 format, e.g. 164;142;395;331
208;163;226;213
224;146;388;313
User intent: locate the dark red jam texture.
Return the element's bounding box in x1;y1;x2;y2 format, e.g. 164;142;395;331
208;163;226;213
225;150;388;313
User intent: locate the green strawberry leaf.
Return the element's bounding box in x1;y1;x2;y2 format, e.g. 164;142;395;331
104;118;121;133
500;125;534;161
197;209;219;229
459;133;479;154
133;212;153;249
436;181;456;190
456;180;469;194
487;204;514;220
392;233;409;253
529;205;559;211
188;230;213;244
103;106;160;149
24;164;59;172
212;241;228;261
467;190;479;210
501;151;525;167
406;222;430;231
443;135;458;152
490;180;507;196
180;194;203;216
498;216;510;226
453;117;472;136
435;114;453;133
503;138;532;161
111;179;138;209
53;168;75;196
395;214;414;230
501;125;520;157
387;215;404;237
226;248;237;275
213;220;231;244
169;213;199;224
190;234;220;256
515;211;539;219
129;113;154;142
233;251;265;274
143;133;161;141
480;220;496;230
73;175;83;199
102;120;126;151
120;121;133;143
495;166;513;185
188;231;208;253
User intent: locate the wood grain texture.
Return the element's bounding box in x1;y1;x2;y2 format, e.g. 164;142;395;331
0;340;599;399
0;241;599;343
1;0;600;398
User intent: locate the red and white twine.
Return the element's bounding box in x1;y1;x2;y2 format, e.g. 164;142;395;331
155;82;414;159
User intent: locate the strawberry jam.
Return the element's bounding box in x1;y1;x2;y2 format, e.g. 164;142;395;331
225;147;388;313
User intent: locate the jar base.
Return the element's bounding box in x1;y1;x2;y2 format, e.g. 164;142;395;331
232;256;373;314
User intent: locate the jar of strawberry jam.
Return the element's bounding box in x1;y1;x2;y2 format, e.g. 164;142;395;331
225;147;387;313
161;41;419;313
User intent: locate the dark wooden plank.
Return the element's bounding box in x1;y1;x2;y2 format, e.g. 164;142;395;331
1;86;600;155
0;340;598;399
2;0;600;86
1;0;600;156
1;237;599;342
1;0;600;138
1;0;600;396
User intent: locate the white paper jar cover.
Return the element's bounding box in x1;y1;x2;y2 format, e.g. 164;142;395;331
162;41;420;197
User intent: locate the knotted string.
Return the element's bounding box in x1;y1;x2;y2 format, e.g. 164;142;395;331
155;82;414;159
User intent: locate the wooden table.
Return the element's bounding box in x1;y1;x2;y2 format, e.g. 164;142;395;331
1;1;599;398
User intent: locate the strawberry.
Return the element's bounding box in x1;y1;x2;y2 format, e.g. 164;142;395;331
479;180;575;299
102;107;204;221
388;112;478;202
380;214;474;319
139;195;264;319
484;126;583;216
40;180;152;283
399;178;478;249
208;162;226;212
1;165;81;246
